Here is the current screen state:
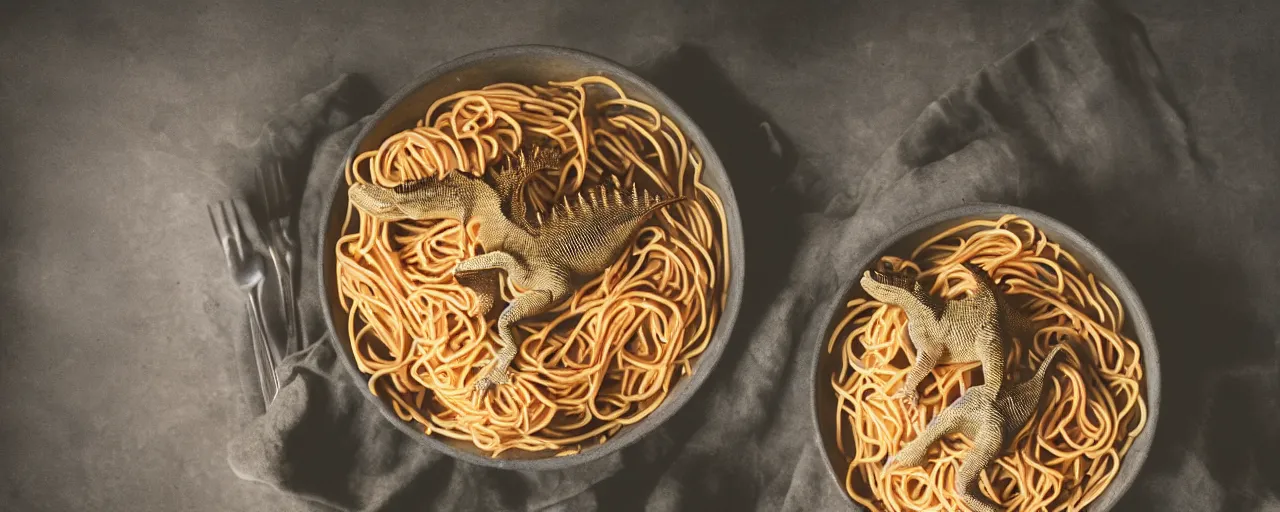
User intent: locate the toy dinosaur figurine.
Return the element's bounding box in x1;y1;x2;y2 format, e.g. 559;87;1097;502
347;141;683;393
881;344;1067;512
859;261;1032;406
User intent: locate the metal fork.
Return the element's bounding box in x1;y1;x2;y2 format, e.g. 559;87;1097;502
258;161;301;355
208;199;281;404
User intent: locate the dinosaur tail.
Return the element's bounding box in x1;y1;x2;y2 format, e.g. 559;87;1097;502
961;261;1001;302
644;195;690;216
999;344;1068;430
1029;344;1067;387
543;183;688;227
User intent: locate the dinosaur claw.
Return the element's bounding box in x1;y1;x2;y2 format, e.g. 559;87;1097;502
474;366;511;395
893;387;921;407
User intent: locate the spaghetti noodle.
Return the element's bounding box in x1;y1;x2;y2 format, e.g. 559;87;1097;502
827;215;1146;511
335;77;730;456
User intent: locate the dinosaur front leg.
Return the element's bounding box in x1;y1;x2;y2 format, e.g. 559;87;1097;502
453;250;548;394
475;288;556;393
454;251;524;316
954;427;1004;512
454;270;500;316
894;344;942;406
456;250;523;275
976;336;1008;392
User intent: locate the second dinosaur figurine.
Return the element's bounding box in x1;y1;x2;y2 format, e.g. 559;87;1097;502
348;141;683;393
882;344;1068;512
859;261;1032;405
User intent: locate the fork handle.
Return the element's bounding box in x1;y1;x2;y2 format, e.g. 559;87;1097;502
247;290;281;401
273;241;301;355
245;302;274;407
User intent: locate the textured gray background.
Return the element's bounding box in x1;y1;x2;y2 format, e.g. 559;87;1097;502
1;0;1276;511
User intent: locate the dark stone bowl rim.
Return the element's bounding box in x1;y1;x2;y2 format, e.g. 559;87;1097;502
317;44;745;471
807;202;1160;511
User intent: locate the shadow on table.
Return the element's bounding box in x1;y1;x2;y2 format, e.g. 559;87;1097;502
593;44;802;510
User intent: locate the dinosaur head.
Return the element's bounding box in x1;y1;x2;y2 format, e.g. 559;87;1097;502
859;263;924;307
347;173;475;222
347;182;401;218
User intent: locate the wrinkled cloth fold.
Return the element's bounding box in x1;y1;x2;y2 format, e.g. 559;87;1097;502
227;1;1276;510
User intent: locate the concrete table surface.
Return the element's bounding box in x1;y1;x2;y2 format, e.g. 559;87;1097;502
1;0;1276;510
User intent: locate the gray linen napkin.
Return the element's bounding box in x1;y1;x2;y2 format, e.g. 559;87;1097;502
228;1;1279;510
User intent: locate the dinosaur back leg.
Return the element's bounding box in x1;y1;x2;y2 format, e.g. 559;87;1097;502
455;251;526;318
977;333;1008;391
954;426;1004;512
475;275;568;393
884;392;966;472
475;289;554;392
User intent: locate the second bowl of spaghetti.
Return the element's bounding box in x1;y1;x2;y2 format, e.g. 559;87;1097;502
810;204;1159;511
317;46;744;469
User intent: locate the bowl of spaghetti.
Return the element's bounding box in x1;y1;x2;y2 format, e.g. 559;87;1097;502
317;45;743;469
810;204;1158;511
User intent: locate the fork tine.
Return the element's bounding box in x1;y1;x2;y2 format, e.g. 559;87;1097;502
234;199;254;258
208;202;233;265
216;201;233;259
266;163;280;210
224;200;244;260
256;164;273;218
207;203;223;245
273;161;289;205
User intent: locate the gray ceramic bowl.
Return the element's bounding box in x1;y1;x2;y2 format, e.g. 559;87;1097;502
809;203;1159;511
317;45;744;470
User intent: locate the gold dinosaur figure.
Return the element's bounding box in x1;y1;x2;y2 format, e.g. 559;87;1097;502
864;260;1067;511
882;345;1067;512
860;261;1034;406
348;140;683;393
